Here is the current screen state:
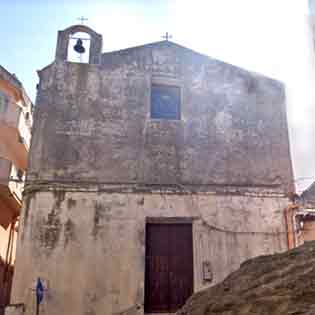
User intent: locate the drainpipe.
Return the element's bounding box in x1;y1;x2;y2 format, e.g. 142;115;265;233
2;217;17;306
284;203;299;249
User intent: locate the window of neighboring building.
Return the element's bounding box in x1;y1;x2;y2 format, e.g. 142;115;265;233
0;91;9;113
151;84;181;120
17;169;24;181
18;135;25;144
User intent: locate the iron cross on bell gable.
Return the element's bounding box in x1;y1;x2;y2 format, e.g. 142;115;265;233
162;32;173;41
77;16;88;25
72;17;90;56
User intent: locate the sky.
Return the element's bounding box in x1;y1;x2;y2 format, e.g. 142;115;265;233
0;0;314;192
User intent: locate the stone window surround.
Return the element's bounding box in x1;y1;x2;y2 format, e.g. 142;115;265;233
150;77;183;121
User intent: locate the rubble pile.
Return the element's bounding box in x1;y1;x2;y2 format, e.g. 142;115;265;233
178;242;315;315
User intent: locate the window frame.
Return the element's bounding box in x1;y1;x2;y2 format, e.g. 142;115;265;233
150;78;183;121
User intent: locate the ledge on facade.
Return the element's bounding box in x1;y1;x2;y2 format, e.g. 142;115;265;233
0;185;20;229
23;180;289;198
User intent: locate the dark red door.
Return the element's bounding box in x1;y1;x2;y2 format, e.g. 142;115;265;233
145;224;193;313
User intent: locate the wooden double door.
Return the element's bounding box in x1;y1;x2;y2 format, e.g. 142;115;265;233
144;223;194;313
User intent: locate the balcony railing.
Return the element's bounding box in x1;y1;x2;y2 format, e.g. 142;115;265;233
8;163;24;202
0;158;22;228
0;158;23;202
0;93;32;170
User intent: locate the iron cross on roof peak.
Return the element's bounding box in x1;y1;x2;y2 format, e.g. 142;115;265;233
77;16;88;25
162;32;173;41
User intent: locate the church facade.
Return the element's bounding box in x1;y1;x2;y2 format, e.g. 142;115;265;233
9;25;293;315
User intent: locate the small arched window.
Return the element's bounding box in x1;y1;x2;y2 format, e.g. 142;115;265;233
0;91;9;114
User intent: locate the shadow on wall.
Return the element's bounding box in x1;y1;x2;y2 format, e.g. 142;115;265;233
0;258;14;315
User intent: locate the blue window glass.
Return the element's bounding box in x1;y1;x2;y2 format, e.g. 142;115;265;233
151;85;180;120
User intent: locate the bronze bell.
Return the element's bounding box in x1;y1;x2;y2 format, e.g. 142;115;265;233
74;39;85;54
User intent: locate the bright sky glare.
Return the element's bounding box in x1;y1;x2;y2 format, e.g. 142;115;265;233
0;0;314;192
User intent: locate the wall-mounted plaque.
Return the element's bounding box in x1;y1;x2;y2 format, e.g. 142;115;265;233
203;261;213;282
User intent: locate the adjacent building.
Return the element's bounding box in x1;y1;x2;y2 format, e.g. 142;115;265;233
283;1;315;250
285;184;315;249
0;65;33;309
9;25;294;315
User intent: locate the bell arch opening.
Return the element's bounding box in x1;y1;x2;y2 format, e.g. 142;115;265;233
67;32;91;63
55;25;103;64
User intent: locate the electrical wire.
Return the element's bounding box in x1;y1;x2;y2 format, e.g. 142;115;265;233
3;177;315;236
2;174;315;185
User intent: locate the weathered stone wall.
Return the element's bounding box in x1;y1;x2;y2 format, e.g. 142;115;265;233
29;41;293;190
11;187;288;315
9;31;294;315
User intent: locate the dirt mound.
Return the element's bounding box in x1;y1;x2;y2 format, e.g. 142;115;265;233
178;242;315;315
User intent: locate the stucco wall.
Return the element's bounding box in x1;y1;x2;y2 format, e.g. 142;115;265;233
10;187;288;315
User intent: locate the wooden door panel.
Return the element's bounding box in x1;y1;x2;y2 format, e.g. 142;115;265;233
145;223;193;313
169;224;193;312
145;224;170;313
